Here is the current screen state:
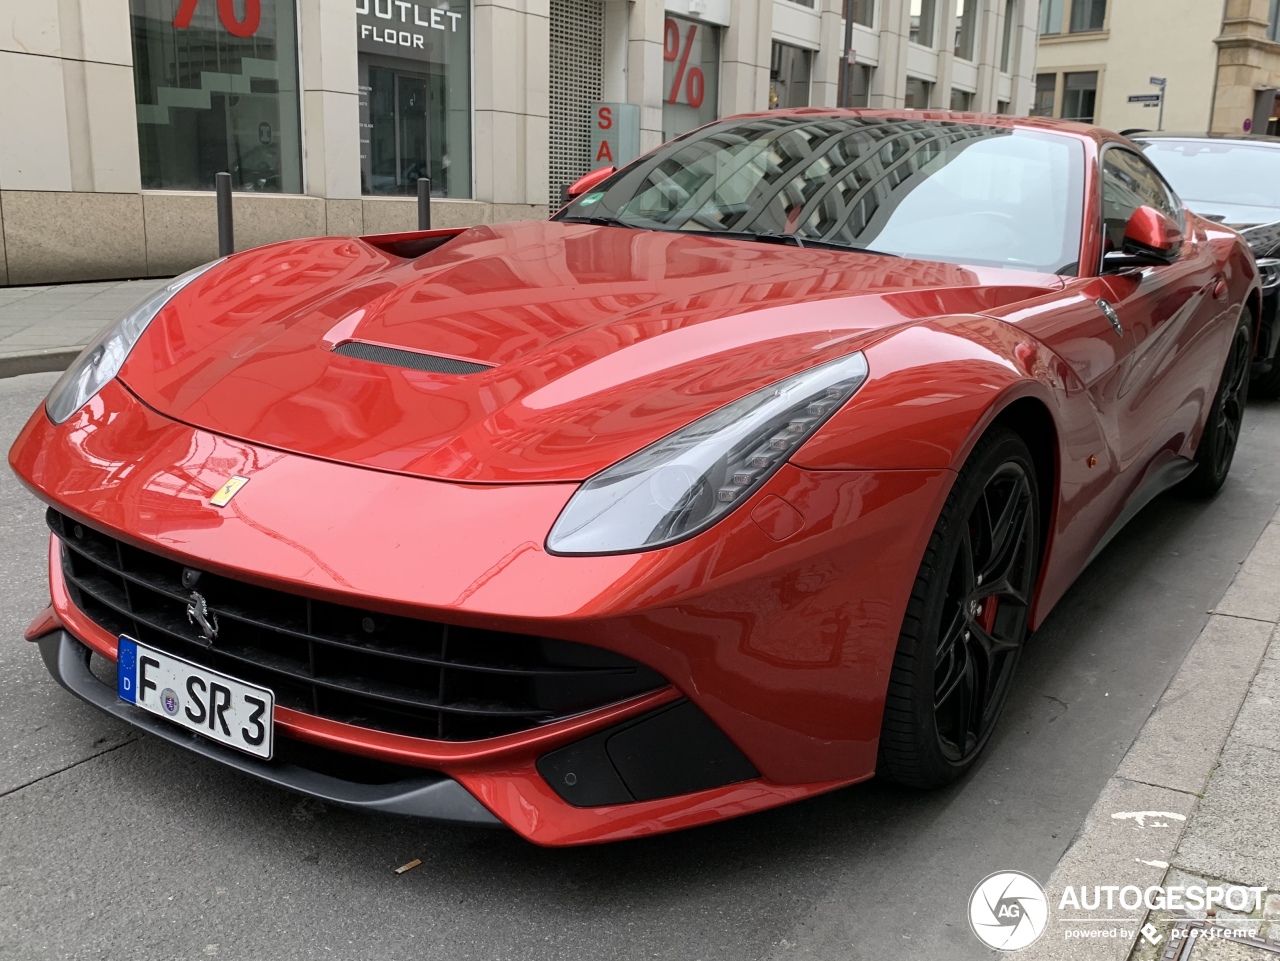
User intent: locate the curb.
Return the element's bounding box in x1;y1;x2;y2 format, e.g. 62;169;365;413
1017;510;1280;961
0;347;84;380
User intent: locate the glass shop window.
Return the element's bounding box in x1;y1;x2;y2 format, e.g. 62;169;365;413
662;16;721;140
769;43;813;109
357;1;472;198
130;0;303;192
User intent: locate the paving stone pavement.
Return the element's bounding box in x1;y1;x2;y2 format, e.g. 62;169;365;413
0;279;168;360
1016;508;1280;961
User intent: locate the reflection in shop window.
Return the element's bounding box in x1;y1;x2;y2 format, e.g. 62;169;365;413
905;76;932;108
1039;0;1063;35
1061;71;1097;122
130;0;302;192
910;0;938;46
770;43;812;109
1069;0;1105;33
1032;73;1056;116
662;16;720;140
849;64;872;107
357;1;472;198
954;0;978;60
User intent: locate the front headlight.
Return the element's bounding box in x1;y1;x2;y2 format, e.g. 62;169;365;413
546;352;870;555
45;261;220;424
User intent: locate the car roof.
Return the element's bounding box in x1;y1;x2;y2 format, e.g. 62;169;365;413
716;108;1106;142
1128;131;1280;146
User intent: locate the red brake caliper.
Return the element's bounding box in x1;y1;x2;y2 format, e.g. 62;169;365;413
977;596;999;634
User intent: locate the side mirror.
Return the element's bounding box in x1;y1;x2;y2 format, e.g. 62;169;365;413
1103;205;1183;271
566;166;615;199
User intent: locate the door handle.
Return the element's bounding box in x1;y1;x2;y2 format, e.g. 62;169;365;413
1212;277;1228;300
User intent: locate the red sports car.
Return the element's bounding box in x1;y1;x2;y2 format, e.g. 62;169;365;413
10;111;1258;845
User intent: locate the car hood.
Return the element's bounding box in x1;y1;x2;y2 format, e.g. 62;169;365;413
119;221;1061;483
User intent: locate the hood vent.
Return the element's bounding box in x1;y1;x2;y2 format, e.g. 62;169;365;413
332;341;491;375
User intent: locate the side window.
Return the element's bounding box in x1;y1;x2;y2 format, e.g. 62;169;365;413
1100;148;1183;252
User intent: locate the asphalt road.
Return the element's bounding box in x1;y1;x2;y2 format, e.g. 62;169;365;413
3;369;1279;961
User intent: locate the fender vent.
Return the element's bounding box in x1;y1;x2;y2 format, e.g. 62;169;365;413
333;341;491;375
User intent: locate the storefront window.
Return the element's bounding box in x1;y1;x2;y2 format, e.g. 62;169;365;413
769;43;812;109
1032;73;1056;116
130;0;302;192
904;76;932;108
357;0;472;198
662;16;720;140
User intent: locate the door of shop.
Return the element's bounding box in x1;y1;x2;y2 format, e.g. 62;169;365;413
367;66;432;195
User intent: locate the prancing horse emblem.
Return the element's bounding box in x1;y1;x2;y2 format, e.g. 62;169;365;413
186;591;219;642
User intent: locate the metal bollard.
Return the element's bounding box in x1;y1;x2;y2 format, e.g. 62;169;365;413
215;172;234;257
417;177;432;230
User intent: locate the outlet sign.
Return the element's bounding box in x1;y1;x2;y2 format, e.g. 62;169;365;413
356;0;463;59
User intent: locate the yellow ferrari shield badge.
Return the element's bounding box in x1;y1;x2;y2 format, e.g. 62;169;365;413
210;475;250;508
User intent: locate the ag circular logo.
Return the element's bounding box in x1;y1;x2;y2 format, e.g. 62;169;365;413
968;870;1048;951
160;688;180;717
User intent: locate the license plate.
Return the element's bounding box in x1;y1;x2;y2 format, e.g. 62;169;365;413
116;636;274;759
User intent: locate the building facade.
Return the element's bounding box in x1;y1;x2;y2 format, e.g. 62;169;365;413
1033;0;1280;136
0;0;1038;286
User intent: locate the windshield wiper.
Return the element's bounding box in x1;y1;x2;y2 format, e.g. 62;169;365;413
559;215;636;228
679;229;900;256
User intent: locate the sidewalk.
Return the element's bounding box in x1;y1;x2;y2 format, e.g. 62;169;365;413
1021;509;1280;960
0;279;167;378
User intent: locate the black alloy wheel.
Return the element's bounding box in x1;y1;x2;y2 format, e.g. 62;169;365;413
878;427;1041;788
1183;310;1250;498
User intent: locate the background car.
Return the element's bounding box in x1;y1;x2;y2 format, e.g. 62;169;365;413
10;111;1260;845
1131;131;1280;395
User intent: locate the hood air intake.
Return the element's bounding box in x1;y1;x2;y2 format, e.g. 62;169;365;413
333;341;491;375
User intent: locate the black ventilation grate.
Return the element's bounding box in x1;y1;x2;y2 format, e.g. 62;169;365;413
333;341;491;375
49;510;665;742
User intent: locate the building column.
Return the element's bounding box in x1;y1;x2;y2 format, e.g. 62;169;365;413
812;0;845;107
628;0;668;151
721;0;773;113
1009;0;1039;114
872;0;909;106
474;0;551;208
974;0;1002;110
297;0;361;207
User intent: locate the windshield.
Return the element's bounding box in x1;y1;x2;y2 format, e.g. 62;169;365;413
555;116;1085;274
1139;140;1280;210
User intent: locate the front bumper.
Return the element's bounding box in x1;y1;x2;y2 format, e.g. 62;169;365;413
11;379;952;843
36;629;500;825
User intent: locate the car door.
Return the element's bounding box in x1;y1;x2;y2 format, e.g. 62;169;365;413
1073;145;1222;474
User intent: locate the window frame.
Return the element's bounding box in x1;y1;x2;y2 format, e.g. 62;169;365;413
1039;0;1108;37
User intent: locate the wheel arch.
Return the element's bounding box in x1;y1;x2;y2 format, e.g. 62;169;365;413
988;396;1060;627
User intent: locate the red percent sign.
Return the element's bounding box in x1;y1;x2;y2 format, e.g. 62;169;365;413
173;0;262;38
664;19;705;108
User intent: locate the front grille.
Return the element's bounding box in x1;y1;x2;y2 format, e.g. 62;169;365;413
50;510;665;741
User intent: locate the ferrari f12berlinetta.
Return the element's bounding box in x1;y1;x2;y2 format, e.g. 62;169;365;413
10;111;1258;845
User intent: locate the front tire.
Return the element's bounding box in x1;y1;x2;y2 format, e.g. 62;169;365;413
1183;310;1250;498
877;427;1041;789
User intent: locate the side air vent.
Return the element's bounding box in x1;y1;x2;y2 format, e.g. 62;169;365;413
332;341;491;375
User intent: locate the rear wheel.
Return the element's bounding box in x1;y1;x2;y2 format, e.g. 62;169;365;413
877;427;1040;788
1183;310;1250;498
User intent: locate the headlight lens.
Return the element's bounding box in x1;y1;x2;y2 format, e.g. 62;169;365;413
45;261;220;424
546;352;870;555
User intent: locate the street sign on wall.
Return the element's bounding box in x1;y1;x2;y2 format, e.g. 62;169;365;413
1127;94;1161;104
